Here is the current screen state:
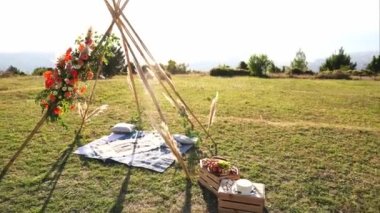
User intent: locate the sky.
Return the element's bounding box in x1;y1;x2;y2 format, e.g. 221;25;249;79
0;0;379;69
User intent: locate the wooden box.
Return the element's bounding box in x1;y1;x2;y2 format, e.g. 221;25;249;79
198;159;239;195
218;179;265;213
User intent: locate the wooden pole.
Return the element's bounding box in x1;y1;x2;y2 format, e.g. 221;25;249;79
121;15;218;152
104;1;191;179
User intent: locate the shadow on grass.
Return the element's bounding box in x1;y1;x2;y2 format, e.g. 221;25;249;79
39;132;83;213
181;179;193;213
109;140;137;213
109;167;132;213
199;183;218;213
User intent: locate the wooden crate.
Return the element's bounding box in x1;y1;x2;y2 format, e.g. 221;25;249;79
198;167;222;195
218;180;265;213
198;161;240;195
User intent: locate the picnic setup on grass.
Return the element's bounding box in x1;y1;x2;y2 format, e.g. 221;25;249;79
1;0;266;212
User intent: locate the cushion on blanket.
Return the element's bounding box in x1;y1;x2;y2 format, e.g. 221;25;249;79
111;123;136;133
173;134;197;145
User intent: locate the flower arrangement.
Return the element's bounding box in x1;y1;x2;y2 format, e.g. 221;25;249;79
35;28;96;122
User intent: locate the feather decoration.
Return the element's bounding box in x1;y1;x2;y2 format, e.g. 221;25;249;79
207;92;219;130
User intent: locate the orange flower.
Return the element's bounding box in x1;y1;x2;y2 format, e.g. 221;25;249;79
64;48;72;62
64;54;72;62
53;107;62;115
87;71;94;80
80;85;87;94
70;105;76;111
78;43;85;52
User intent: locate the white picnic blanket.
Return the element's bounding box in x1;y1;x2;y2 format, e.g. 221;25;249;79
74;131;194;172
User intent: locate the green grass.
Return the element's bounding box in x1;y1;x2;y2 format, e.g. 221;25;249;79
0;75;379;212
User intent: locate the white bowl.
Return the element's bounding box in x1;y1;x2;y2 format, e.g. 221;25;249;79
235;179;253;195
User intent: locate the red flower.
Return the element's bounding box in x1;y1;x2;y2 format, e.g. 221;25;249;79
80;53;89;61
49;94;56;102
45;78;54;89
53;107;62;115
87;71;94;80
78;59;84;67
66;48;72;55
70;105;76;111
71;69;78;80
85;38;93;45
64;92;72;98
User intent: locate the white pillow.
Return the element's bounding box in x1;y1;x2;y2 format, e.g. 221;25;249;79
111;123;136;133
173;134;197;145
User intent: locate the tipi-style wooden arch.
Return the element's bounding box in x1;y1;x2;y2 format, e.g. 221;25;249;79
0;0;217;180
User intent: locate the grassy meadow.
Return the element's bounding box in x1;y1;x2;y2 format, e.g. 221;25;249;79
0;75;379;212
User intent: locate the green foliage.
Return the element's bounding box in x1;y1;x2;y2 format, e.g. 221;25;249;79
320;47;357;71
165;59;188;74
32;67;54;76
102;46;125;78
291;49;308;71
366;55;380;74
209;67;249;77
248;54;272;76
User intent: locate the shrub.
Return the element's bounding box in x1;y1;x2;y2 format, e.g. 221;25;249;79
210;68;249;77
316;70;351;80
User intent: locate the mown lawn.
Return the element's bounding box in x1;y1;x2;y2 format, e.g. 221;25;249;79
0;75;379;212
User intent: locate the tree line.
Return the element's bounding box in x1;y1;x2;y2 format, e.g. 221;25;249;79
210;47;380;79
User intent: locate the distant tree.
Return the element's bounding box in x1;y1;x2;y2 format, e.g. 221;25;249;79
366;55;380;75
166;59;177;74
165;59;188;74
267;62;281;73
32;67;54;76
5;65;26;76
176;63;188;74
237;61;248;70
320;47;356;71
248;54;272;76
291;49;308;71
102;46;125;78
